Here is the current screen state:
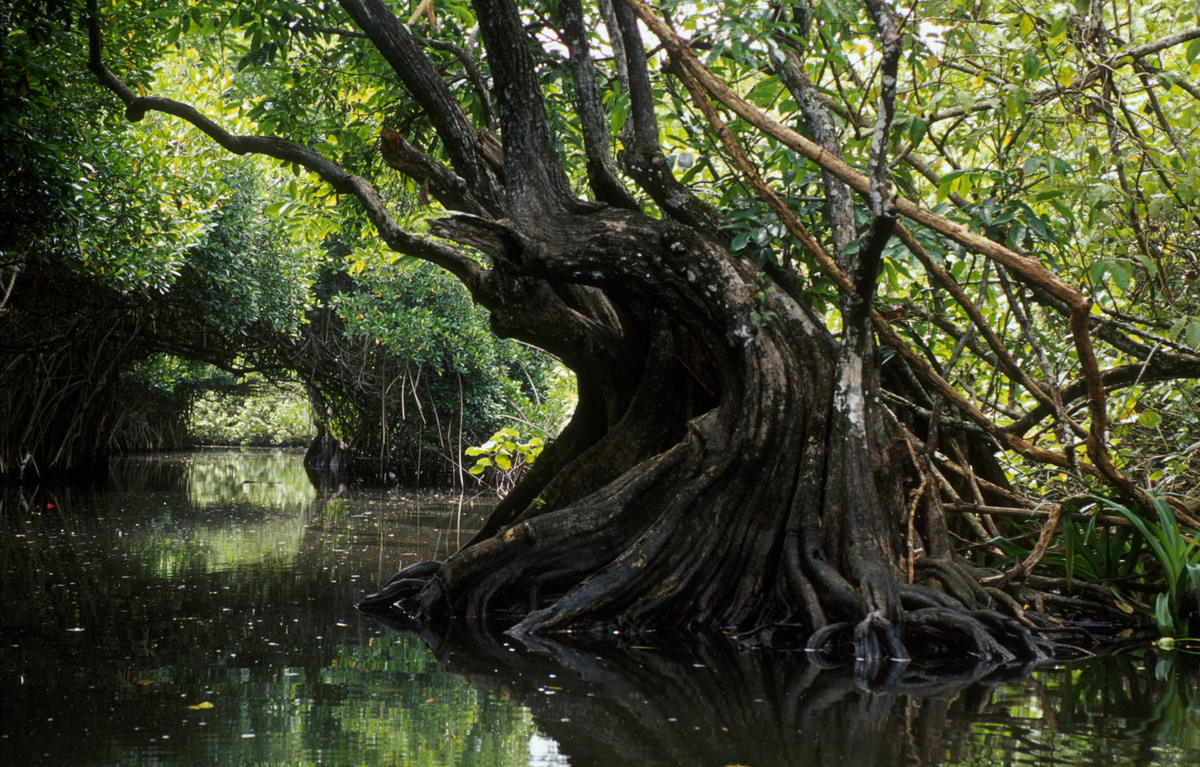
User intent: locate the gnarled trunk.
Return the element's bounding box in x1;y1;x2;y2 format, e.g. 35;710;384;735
361;208;1042;669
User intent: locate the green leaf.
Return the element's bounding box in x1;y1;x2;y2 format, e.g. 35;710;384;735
1187;320;1200;349
468;458;490;475
1156;592;1176;636
1109;258;1132;292
908;117;927;148
1134;252;1158;279
607;91;630;134
1187;563;1200;617
1187;38;1200;63
745;79;782;108
1138;410;1162;428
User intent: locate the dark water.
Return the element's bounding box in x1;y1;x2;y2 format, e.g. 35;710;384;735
2;450;1198;766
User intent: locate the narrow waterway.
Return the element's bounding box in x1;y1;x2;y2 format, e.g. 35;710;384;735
2;450;1198;766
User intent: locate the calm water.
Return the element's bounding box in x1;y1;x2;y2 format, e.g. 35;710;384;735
1;450;1198;766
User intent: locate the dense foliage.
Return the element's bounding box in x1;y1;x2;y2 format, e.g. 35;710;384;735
188;375;315;448
1;2;321;476
301;257;569;483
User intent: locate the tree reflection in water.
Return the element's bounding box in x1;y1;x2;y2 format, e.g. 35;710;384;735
401;620;1200;766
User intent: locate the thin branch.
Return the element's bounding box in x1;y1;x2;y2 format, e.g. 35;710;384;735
622;0;1149;507
1006;355;1200;436
426;35;497;134
858;26;1200;136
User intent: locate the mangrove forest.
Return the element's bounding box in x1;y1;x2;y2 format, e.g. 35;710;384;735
3;0;1200;674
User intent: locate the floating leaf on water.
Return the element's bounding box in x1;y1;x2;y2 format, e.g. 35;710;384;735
135;679;154;686
186;701;215;710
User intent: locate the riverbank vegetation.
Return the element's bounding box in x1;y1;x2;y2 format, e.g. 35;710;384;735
4;0;1200;667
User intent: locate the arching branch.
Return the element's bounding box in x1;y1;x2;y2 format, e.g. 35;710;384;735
86;0;488;295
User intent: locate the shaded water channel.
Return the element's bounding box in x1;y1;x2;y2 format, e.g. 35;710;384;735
2;450;1199;766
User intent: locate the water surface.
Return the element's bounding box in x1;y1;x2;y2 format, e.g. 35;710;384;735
2;450;1198;766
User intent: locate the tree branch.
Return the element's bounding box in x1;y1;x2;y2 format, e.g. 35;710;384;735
1007;354;1200;437
339;0;503;215
610;0;724;236
427;35;497;134
380;126;492;217
557;0;639;209
471;0;578;215
622;0;1155;505
769;43;855;267
859;26;1200;136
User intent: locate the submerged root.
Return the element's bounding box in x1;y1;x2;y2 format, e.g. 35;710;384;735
901;607;1042;667
799;600;1042;680
356;560;441;612
361;554;1094;682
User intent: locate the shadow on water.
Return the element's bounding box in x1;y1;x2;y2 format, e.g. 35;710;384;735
2;449;1199;765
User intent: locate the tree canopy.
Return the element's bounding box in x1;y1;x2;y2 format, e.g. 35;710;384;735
11;0;1200;669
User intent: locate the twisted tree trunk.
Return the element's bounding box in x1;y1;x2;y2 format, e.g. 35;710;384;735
361;207;1041;668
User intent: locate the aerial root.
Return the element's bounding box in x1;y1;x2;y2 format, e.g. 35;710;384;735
852;610;910;685
356;560;442;612
805;611;910;678
971;608;1045;661
901;606;1042;665
804;621;852;665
